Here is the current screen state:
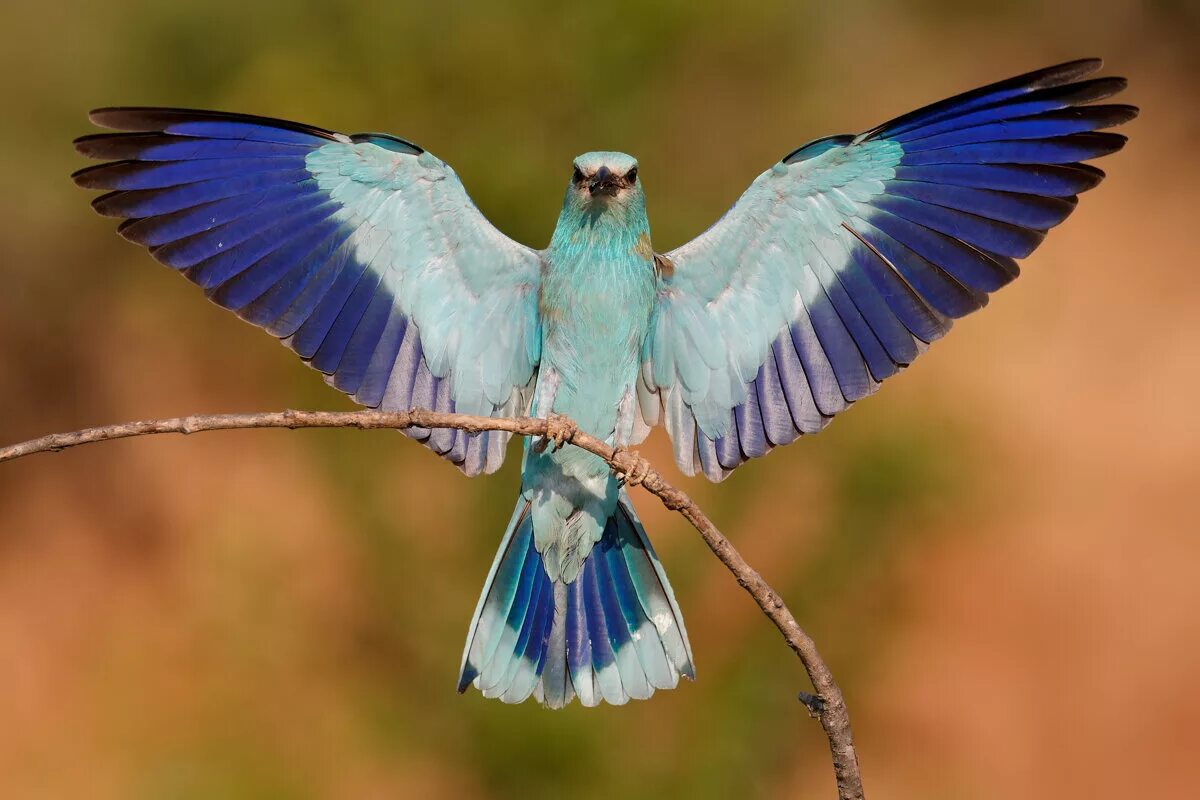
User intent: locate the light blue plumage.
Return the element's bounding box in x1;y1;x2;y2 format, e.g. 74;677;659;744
74;58;1134;707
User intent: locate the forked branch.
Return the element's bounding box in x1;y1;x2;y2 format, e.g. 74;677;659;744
0;408;864;799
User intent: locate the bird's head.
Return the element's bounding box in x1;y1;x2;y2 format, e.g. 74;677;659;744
552;151;649;248
566;151;642;213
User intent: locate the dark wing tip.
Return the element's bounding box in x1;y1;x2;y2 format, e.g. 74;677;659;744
115;217;147;242
1069;161;1108;185
71;160;129;187
1036;57;1104;85
1064;76;1129;105
86;106;342;141
863;58;1124;143
1096;103;1140;128
1090;130;1130;152
73;131;153;158
89;190;123;217
88;107;181;130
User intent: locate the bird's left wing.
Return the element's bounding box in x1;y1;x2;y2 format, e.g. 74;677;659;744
75;109;543;475
641;59;1135;480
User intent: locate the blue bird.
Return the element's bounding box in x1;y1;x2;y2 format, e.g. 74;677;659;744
74;59;1134;707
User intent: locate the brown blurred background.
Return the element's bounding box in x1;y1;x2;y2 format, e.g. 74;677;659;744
2;1;1197;798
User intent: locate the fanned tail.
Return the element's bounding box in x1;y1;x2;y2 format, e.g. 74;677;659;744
458;491;693;708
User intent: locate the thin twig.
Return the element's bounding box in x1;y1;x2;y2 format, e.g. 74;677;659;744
0;408;864;799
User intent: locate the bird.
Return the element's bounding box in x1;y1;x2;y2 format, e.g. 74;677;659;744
73;58;1135;708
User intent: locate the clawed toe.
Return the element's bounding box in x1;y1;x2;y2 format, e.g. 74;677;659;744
537;414;578;453
612;447;651;487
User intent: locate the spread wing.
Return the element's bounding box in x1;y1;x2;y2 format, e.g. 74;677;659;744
642;58;1135;480
75;109;543;475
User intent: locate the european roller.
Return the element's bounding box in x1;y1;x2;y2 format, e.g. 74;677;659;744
73;59;1134;708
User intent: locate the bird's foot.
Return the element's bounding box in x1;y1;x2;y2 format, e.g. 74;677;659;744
533;413;578;453
612;446;651;487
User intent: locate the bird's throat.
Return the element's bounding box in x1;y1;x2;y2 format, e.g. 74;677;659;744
549;192;650;258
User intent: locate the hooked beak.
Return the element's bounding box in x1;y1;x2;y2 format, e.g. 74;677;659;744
588;165;619;197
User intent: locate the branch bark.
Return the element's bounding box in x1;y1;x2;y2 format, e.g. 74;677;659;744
0;408;864;799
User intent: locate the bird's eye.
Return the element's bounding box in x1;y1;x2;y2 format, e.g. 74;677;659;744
572;166;584;183
626;166;638;183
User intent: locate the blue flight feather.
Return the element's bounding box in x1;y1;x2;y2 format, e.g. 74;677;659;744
352;310;409;407
852;221;986;318
733;380;769;459
330;289;400;395
118;185;322;247
73;156;308;190
899;133;1127;166
754;354;800;447
75;132;315;161
308;266;387;373
891;162;1104;196
153;195;333;270
771;334;826;434
91;170;314;217
865;206;1023;289
898;106;1137;151
243;226;358;329
884;181;1077;229
212;219;345;311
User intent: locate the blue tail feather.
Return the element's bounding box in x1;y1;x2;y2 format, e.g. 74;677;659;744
459;492;693;708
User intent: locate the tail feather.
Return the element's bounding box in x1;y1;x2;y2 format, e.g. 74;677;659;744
612;494;694;682
495;569;553;702
536;581;574;708
458;491;693;708
457;502;539;692
600;518;680;689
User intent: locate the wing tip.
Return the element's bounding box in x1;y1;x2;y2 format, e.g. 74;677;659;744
1096;103;1140;128
865;57;1128;143
115;217;149;243
1043;56;1104;83
71;160;128;188
85;106;342;140
1022;57;1106;91
73;131;107;155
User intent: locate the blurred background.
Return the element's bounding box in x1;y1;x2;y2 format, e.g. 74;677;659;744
1;1;1197;797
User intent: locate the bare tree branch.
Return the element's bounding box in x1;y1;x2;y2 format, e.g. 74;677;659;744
0;408;865;799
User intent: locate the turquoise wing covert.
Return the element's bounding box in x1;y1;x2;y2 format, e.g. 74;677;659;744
74;109;543;475
643;59;1135;480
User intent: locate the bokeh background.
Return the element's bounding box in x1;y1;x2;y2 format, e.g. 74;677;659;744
2;1;1197;798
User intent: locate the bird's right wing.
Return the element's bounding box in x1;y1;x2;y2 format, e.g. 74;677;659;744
75;109;544;475
641;59;1135;480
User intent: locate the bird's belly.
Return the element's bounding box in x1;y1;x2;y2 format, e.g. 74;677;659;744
537;263;649;431
538;321;643;441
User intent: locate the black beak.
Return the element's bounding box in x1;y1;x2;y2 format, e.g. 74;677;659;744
588;166;619;197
